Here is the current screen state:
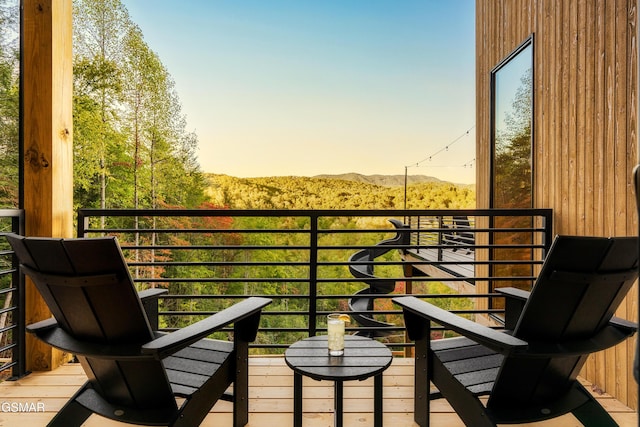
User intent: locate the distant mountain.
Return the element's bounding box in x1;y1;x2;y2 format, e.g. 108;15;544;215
312;173;442;187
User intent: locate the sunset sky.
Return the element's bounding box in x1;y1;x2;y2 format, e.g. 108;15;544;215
122;1;476;183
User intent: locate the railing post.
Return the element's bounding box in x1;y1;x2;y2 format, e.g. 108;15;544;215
437;216;444;262
76;209;89;238
308;213;318;337
542;210;554;257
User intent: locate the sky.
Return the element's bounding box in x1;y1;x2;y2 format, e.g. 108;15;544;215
121;1;476;183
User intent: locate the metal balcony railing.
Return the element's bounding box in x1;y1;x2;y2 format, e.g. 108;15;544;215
75;208;553;353
0;207;553;377
0;209;25;380
403;209;553;287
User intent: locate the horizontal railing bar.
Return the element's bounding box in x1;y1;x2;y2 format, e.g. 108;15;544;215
78;207;553;217
88;228;312;234
323;260;543;266
117;243;547;250
0;305;16;316
129;261;312;267
133;275;536;284
154;293;507;300
136;278;313;283
121;245;312;250
0;324;15;335
126;260;542;267
91;227;515;234
160;309;505;318
404;244;547;249
0;361;16;371
0;287;16;296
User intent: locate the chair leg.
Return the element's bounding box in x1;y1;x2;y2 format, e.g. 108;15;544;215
234;340;250;427
413;337;430;427
172;357;236;427
572;398;618;427
431;356;496;427
47;387;93;427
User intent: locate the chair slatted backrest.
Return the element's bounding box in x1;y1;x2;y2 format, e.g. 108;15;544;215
489;236;638;408
8;235;176;409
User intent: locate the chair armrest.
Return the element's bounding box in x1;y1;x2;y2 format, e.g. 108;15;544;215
138;288;168;301
496;287;530;301
26;317;58;333
610;316;638;330
27;318;150;359
393;296;528;355
496;287;530;330
142;297;272;359
523;317;637;357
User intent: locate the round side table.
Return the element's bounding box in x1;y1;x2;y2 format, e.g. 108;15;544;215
284;335;392;427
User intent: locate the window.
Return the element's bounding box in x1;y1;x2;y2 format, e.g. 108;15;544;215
492;39;533;209
490;36;534;294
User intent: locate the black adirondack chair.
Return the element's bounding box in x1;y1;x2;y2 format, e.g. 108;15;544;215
394;235;639;427
7;234;271;427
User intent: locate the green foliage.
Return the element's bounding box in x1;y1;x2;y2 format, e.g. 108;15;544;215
0;0;18;208
206;174;475;210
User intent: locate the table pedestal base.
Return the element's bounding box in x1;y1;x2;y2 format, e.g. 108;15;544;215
293;373;383;427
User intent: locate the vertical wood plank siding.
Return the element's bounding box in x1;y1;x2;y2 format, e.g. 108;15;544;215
476;0;638;408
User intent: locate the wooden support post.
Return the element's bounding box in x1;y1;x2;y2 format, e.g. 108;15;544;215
22;0;73;371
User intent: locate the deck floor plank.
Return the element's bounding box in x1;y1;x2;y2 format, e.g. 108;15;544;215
0;357;635;426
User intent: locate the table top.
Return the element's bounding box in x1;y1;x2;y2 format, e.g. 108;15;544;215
284;335;393;382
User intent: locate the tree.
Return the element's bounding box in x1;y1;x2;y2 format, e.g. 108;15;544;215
73;0;207;215
73;0;130;216
0;0;19;209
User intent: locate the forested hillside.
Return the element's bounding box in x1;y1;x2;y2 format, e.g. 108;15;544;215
206;174;475;209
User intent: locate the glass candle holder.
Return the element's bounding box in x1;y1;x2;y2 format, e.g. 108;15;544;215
327;313;345;356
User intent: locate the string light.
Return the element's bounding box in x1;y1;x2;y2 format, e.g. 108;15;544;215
461;158;476;168
403;126;475;209
406;125;475;170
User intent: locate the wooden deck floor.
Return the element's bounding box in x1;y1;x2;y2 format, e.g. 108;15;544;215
0;357;636;426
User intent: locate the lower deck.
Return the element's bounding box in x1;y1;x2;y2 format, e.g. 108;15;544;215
0;357;636;426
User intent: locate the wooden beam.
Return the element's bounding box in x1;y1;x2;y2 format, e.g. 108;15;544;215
21;0;73;371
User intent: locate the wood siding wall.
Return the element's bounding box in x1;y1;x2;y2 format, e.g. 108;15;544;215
476;0;638;408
